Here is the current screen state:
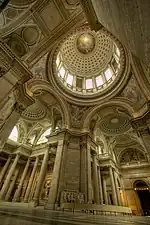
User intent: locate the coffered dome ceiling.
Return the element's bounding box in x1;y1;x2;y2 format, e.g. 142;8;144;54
97;106;131;136
48;26;129;105
59;30;113;76
99;113;131;135
21;100;47;121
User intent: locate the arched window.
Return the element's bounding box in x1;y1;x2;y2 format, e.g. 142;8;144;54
9;126;18;142
37;128;51;145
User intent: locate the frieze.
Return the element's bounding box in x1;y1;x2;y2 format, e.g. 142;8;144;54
61;190;84;203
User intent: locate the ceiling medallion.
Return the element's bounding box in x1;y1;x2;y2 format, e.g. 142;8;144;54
76;33;95;54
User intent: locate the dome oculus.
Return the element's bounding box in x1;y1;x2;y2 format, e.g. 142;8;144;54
76;33;95;54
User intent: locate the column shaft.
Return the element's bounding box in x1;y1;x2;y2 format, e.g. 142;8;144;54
5;167;19;201
0;154;20;200
24;157;39;202
0;108;20;148
98;167;103;204
13;158;30;202
102;176;108;204
46;140;65;209
34;149;49;205
109;167;118;205
87;143;92;202
80;136;88;203
120;177;128;206
92;154;100;204
0;155;11;186
114;171;122;206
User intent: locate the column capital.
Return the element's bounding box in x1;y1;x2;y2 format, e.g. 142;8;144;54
80;135;87;148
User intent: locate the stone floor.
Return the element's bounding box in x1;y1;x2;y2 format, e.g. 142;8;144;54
0;202;150;225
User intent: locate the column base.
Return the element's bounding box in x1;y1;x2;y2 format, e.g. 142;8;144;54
44;203;57;210
12;198;20;202
34;199;39;207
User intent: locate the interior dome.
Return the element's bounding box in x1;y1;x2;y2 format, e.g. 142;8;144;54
55;27;124;96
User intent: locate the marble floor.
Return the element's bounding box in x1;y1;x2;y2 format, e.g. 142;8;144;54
0;202;150;225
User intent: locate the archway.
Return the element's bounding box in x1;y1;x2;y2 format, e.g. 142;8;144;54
134;180;150;216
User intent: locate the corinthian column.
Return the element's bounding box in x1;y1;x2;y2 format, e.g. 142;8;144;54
92;153;100;204
80;135;88;203
0;155;12;186
24;156;39;202
114;170;122;206
109;166;118;205
34;149;49;206
5;167;19;201
102;175;108;205
98;167;103;204
46;139;67;209
13;158;30;202
87;142;92;202
0;153;20;200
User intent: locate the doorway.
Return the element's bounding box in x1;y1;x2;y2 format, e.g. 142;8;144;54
134;180;150;216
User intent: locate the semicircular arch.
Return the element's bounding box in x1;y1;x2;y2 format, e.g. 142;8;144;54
83;98;135;130
26;81;70;129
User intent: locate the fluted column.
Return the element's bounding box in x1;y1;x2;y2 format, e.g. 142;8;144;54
92;153;100;204
87;142;92;202
102;175;108;204
114;171;122;206
0;155;12;186
13;158;30;202
109;166;118;205
98;167;103;204
5;167;19;201
120;176;128;206
0;153;20;200
24;156;39;202
46;139;66;209
34;149;49;206
80;136;88;203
